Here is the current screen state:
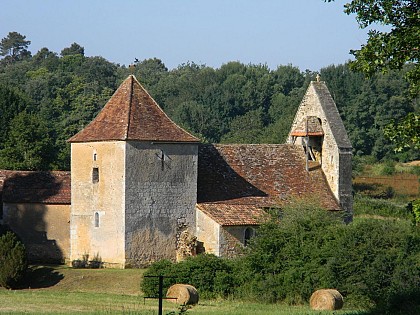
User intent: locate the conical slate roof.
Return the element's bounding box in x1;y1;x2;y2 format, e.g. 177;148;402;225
68;75;200;143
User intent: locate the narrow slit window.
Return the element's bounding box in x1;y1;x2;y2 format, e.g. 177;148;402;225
93;153;97;161
92;167;99;183
94;212;100;228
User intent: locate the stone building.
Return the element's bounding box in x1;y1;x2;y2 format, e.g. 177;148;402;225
0;75;352;266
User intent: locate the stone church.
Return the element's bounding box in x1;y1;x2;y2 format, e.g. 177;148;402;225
0;75;352;267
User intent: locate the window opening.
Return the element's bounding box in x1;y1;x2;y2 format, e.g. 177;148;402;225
93;153;97;161
244;227;254;246
94;212;100;227
92;167;99;183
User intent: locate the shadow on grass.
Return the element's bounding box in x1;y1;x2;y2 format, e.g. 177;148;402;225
18;265;64;289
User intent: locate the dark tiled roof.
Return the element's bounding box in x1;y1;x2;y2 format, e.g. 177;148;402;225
0;170;70;204
197;203;265;226
312;82;352;149
68;75;200;143
197;144;340;225
290;116;324;137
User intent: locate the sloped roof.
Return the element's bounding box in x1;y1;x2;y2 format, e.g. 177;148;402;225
68;75;200;143
197;144;340;225
290;116;324;137
0;170;70;204
311;81;352;149
197;203;265;226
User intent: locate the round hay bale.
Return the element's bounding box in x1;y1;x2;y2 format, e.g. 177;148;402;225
310;289;343;311
166;284;199;305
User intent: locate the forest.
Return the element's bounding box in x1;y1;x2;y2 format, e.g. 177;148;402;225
0;32;418;171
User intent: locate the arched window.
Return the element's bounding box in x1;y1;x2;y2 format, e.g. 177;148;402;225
94;212;100;228
244;227;254;246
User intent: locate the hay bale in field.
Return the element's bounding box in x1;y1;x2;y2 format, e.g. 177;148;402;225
310;289;343;310
166;284;199;305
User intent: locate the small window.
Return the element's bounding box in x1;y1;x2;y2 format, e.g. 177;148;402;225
244;227;255;246
92;167;99;183
93;153;97;161
94;212;100;228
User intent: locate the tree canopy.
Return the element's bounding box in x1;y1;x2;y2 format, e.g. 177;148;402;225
0;31;418;170
0;32;31;64
327;0;419;96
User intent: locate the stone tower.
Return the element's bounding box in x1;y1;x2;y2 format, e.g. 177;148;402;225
288;80;353;221
68;75;200;267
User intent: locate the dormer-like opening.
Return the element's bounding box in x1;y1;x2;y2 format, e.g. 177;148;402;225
291;116;324;166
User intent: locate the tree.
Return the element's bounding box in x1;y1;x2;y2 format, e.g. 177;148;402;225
0;32;31;63
0;111;55;170
0;230;27;289
334;0;420;156
0;85;29;148
384;112;420;152
60;42;84;57
327;0;419;96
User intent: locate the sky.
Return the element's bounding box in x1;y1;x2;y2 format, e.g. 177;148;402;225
1;0;375;71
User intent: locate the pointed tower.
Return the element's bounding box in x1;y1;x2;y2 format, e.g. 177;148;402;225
68;75;200;267
288;80;353;221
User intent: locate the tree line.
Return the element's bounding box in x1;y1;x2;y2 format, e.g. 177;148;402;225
0;32;418;171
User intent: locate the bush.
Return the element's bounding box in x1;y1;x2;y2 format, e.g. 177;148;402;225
234;203;343;304
142;254;234;299
234;203;420;313
381;160;396;176
354;195;412;219
328;218;418;310
0;230;27;289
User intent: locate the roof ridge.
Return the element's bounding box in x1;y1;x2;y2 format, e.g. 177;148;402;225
125;75;135;140
130;76;200;142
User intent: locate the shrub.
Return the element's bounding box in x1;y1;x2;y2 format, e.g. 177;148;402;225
142;254;234;299
234;202;420;313
235;203;343;304
329;218;420;313
141;259;174;297
409;199;420;225
354;195;412;219
0;230;27;289
381;160;396;176
72;253;103;269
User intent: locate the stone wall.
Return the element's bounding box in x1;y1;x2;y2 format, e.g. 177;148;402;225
3;203;70;263
195;208;220;256
124;141;198;267
219;226;256;258
70;141;126;267
288;81;353;219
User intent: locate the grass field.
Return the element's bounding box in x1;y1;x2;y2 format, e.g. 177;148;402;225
0;265;367;315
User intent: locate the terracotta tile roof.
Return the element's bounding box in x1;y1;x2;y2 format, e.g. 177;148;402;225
290;116;324;137
68;75;200;143
197;144;340;226
197;203;265;226
0;170;70;204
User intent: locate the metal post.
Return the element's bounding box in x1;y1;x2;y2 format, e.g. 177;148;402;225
158;275;163;315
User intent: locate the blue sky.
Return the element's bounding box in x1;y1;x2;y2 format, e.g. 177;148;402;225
1;0;373;71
